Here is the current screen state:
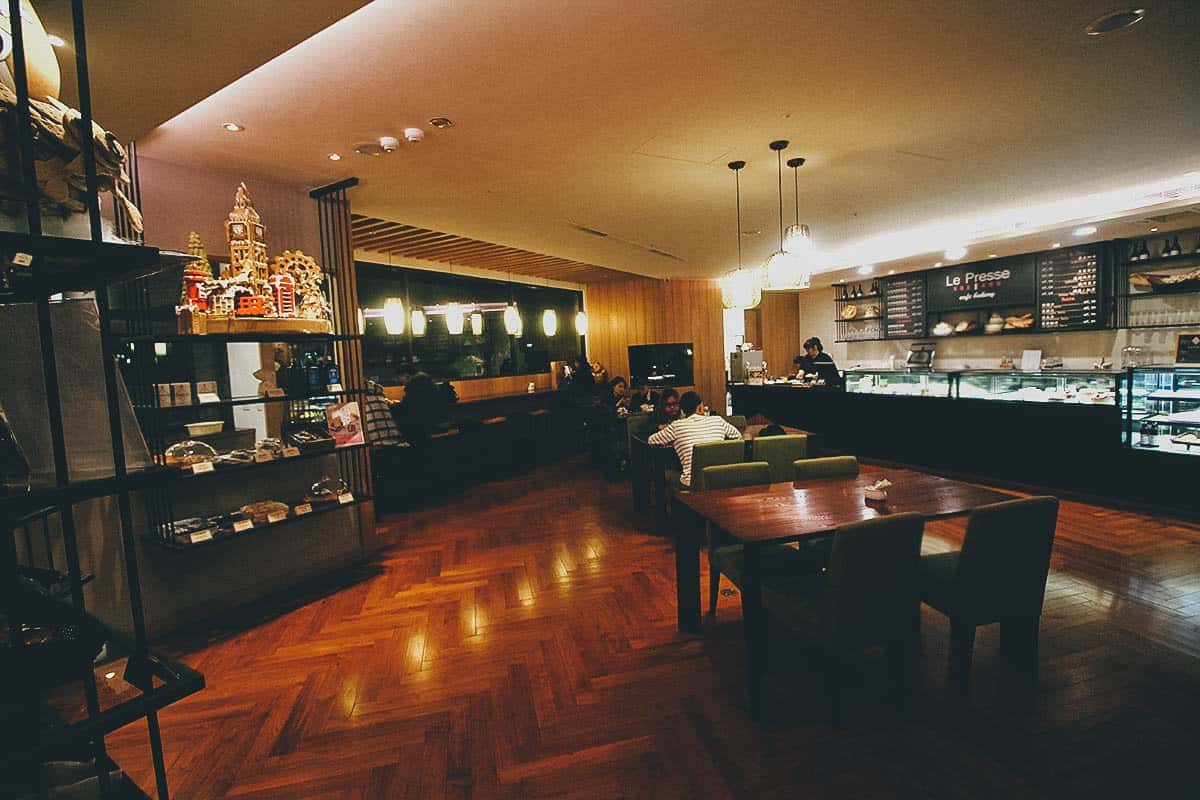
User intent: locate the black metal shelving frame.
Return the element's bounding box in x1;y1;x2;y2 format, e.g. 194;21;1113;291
0;5;203;798
1115;230;1200;331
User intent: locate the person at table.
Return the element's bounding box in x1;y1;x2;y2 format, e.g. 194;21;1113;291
653;388;681;430
648;390;742;488
605;375;631;411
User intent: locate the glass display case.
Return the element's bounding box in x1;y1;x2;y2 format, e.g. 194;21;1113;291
1119;366;1200;455
844;369;955;398
957;370;1119;405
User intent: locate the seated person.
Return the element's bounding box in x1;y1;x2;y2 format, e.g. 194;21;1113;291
605;375;631;412
362;379;401;446
653;387;681;430
647;390;742;488
627;383;659;410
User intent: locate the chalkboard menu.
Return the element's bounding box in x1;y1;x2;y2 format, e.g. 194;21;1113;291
925;255;1036;311
1037;247;1101;330
882;275;926;339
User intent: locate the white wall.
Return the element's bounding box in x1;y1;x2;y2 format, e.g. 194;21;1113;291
798;285;1195;370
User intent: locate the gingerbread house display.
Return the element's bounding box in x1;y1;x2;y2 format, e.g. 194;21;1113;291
176;185;333;334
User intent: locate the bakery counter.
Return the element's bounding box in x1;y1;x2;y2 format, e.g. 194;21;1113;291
730;382;1193;512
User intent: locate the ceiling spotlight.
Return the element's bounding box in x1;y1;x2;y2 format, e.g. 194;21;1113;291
1149;226;1159;232
221;122;245;133
934;261;943;267
988;254;998;258
1051;242;1062;248
856;265;874;275
1085;8;1146;36
428;117;454;129
327;153;342;161
47;34;66;48
944;245;968;261
1073;225;1097;237
887;269;895;275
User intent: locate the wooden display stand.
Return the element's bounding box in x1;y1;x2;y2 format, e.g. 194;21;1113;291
177;308;332;335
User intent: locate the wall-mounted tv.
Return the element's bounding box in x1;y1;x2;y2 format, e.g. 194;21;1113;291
628;342;694;388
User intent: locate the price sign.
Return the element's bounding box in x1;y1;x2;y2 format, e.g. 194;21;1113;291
254;451;274;463
188;529;214;544
190;461;215;475
265;387;287;398
338;492;355;505
294;503;313;516
282;446;301;458
233;519;254;533
266;510;288;524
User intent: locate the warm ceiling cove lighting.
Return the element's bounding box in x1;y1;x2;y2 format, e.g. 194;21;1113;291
1073;225;1098;236
471;311;483;336
944;245;968;261
445;303;465;335
382;298;405;334
221;122;245;132
47;34;66;48
1085;8;1146;36
574;311;589;336
504;304;521;335
856;265;874;276
542;309;558;337
410;308;427;336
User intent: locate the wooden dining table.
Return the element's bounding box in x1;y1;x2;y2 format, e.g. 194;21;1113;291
672;466;1016;715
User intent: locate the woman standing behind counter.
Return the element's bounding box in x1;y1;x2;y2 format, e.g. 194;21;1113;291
792;337;842;385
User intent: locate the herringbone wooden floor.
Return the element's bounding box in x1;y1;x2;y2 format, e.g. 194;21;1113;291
98;459;1200;798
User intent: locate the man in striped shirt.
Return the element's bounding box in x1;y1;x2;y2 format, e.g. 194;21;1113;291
647;390;742;488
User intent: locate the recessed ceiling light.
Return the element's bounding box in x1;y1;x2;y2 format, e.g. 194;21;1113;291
47;34;66;48
327;153;342;161
1149;226;1159;232
1085;8;1146;36
221;122;245;133
104;671;116;679
944;245;968;261
1051;242;1062;248
857;265;874;275
428;116;454;129
988;253;998;258
934;261;943;267
1073;225;1097;237
888;269;895;275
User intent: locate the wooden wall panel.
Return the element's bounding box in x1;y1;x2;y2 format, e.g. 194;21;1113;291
584;278;726;410
383;372;553;404
757;291;801;375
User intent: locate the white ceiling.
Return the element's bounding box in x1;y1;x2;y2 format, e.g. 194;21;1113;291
135;0;1200;280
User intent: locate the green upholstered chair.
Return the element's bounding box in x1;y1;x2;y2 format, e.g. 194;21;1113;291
689;440;746;490
919;496;1059;695
721;414;748;431
626;412;657;453
752;434;808;484
702;461;826;618
793;455;859;482
759;513;926;720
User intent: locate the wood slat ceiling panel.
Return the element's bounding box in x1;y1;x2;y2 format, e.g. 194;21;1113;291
351;215;637;284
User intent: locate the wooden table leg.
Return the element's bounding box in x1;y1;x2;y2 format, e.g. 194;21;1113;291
741;543;766;719
673;503;703;634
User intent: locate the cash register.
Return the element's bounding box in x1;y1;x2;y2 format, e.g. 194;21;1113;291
905;342;936;371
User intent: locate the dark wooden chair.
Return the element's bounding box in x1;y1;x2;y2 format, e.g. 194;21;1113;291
918;496;1059;696
759;513;926;721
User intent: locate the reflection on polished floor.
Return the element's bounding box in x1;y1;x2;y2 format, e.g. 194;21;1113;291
104;459;1200;798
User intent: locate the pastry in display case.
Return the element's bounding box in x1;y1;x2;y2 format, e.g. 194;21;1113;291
1118;366;1200;455
305;476;349;504
164;439;218;468
957;370;1119;405
176;184;333;335
844;369;955;398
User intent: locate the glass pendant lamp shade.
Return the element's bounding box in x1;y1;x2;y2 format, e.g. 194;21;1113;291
382;297;405;334
542;309;558;336
504;303;521;335
445;303;465;335
720;267;763;310
470;311;484;336
410;308;427;336
574;310;588;336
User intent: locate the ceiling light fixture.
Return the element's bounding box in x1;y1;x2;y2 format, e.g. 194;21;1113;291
988;254;998;258
542;309;558;337
327;153;342;161
504;303;521;336
944;245;968;261
221;122;245;133
764;140;813;290
934;262;943;267
719;160;763;310
1073;225;1098;236
429;117;454;129
445;302;465;335
382;298;405;335
1149;226;1159;232
47;34;66;48
857;265;874;276
410;308;427;336
471;311;484;336
575;310;589;336
1051;242;1062;248
1085;8;1146;36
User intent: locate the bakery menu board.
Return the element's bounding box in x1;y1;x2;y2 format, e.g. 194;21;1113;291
882;275;926;339
1038;247;1101;330
925;255;1036;311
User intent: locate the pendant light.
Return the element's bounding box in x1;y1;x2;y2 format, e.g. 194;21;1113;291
382;297;405;334
542;308;558;336
410;308;427;336
719;160;762;310
504;303;521;335
574;310;589;336
445;302;465;335
470;310;484;336
763;139;801;290
778;156;814;289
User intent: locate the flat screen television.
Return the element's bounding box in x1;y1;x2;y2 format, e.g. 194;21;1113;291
628;343;694;388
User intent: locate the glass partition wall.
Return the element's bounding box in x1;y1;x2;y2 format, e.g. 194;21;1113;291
357;261;585;383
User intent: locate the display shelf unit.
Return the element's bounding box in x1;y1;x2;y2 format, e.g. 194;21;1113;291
166;442;369;484
144;494;373;551
833;281;885;343
132;387;366;412
1119;366;1200;457
1116;230;1200;330
1;5;201;797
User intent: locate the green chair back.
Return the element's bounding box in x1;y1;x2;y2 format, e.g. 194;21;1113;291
690;440;746;490
823;513;925;646
793;455;859;482
955;497;1059;622
752;434;808;483
626;412;656;448
699;461;770;492
721;414;748;431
